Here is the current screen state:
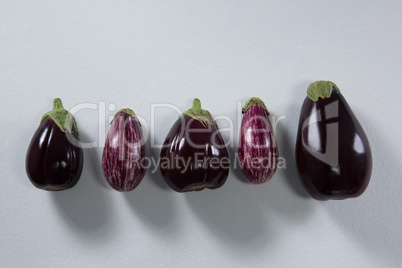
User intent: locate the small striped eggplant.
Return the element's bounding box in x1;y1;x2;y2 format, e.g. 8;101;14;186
26;98;83;191
296;81;372;200
102;109;147;192
160;98;229;192
237;97;279;184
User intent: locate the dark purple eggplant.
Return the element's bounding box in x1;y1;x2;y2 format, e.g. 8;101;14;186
238;97;279;184
26;98;83;191
102;109;147;192
296;81;372;200
160;98;229;192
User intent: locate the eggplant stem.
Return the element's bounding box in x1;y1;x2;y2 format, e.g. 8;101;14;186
180;98;215;128
307;81;340;102
53;98;64;110
40;98;79;134
192;98;202;112
242;97;269;115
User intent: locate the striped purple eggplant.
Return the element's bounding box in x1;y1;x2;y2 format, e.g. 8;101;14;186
237;97;279;184
102;108;147;192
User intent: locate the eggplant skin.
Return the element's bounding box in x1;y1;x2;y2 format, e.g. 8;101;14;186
160;115;229;192
26;118;83;191
296;89;372;200
238;104;279;184
102;112;147;192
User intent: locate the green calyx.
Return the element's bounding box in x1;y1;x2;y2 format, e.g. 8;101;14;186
180;98;215;128
41;98;79;134
307;80;340;102
112;108;141;126
242;97;269;115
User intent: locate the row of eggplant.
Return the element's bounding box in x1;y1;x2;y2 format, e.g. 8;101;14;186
25;81;372;200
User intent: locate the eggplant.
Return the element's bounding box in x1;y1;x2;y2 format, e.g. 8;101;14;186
237;97;279;184
102;109;147;192
26;98;83;191
296;81;372;200
159;98;229;192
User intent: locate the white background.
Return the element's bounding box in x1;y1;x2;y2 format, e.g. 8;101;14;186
1;1;401;267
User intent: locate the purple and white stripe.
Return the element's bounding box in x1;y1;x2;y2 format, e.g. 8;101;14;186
102;111;147;191
238;103;279;184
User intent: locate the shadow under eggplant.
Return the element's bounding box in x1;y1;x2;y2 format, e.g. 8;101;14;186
185;182;273;255
124;176;180;236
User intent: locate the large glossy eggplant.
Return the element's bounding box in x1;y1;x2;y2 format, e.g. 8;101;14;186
296;81;372;200
102;109;147;192
160;98;229;192
238;97;279;184
26;98;83;191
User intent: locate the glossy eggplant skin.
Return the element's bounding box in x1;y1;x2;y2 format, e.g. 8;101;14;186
102;111;147;192
238;103;279;184
160;115;229;192
296;89;372;200
26;118;83;191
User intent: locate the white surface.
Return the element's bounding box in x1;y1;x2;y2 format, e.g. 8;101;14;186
1;1;402;267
